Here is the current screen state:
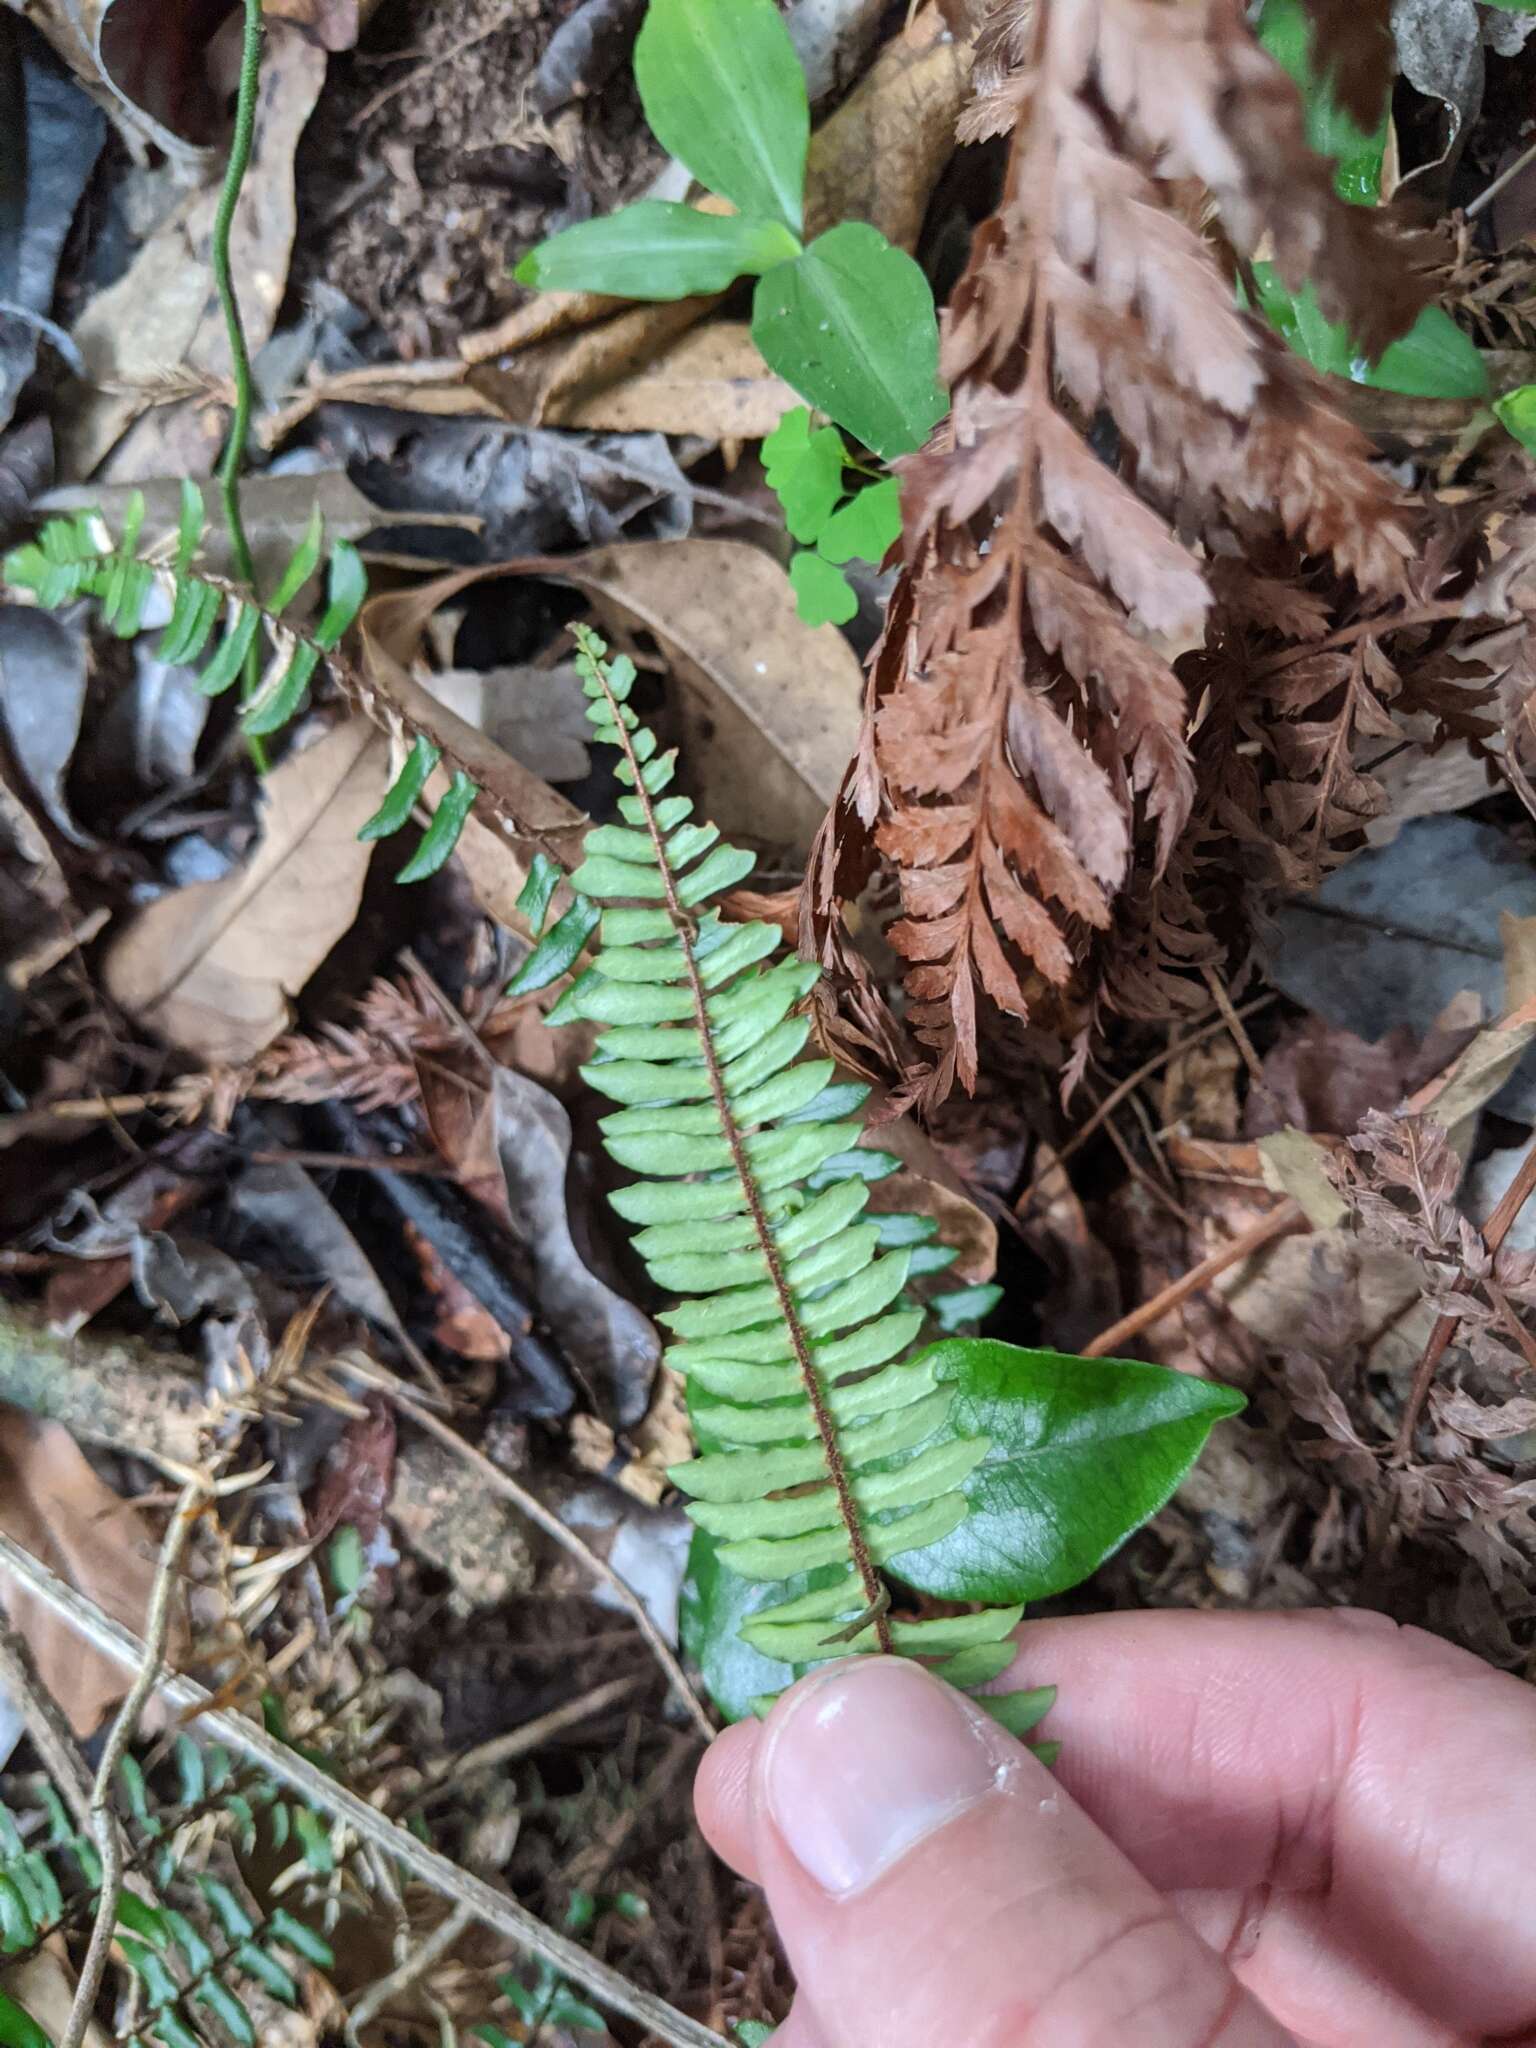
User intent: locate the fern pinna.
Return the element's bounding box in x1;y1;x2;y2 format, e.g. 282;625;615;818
545;627;1045;1732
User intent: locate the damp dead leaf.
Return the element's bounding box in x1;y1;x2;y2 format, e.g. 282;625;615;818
0;1412;179;1734
103;720;389;1063
62;21;326;477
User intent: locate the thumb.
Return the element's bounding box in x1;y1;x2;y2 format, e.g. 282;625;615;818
744;1658;1294;2048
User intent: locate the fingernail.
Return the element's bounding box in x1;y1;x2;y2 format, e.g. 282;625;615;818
762;1660;1001;1897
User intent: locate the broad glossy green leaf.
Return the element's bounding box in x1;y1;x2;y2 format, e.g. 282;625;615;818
681;1530;842;1720
1495;383;1536;452
889;1340;1244;1604
396;770;479;882
752;224;947;458
517;202;799;299
816;476;901;565
1257;0;1388;204
1248;266;1488;397
0;1990;50;2048
763;405;848;542
634;0;809;232
789;549;857;625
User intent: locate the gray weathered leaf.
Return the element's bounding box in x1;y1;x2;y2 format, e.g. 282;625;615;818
0;603;92;843
492;1067;660;1428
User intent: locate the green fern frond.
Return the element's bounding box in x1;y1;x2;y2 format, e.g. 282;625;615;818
3;492;483;879
543;625;1034;1721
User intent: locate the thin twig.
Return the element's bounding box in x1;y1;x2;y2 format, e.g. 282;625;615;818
0;1531;725;2048
60;1480;205;2048
1200;966;1281;1125
209;0;267;764
372;1377;714;1744
1468;136;1536;221
1083;1200;1305;1358
0;1627;93;1833
1394;1134;1536;1460
411;1674;646;1812
345;1904;475;2039
1016;998;1275;1219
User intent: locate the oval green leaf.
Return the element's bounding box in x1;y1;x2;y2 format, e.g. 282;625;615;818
0;1991;51;2048
517;202;799;300
752;224;947;458
888;1340;1245;1606
633;0;809;232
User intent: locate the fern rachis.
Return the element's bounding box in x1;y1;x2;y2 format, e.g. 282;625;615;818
547;627;1041;1725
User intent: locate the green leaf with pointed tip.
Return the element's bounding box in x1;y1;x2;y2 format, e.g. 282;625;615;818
197;602;260;696
888;1340;1245;1605
507;895;600;998
268;503;324;614
517;202;800;299
396;769;479;881
359;734;441;841
174;479;204;573
763;405;848;543
816;476;901;565
268;1907;334;1970
753;223;947;458
634;0;809;232
789;548;858;626
314;539;367;650
236;1940;299;2005
517;850;563;935
242;640;321;736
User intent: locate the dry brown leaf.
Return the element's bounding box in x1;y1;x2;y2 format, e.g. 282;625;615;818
62;22;326;477
566;539;863;854
104;721;388;1063
802;7;971;249
0;1413;177;1735
558;323;797;439
12;0;220;158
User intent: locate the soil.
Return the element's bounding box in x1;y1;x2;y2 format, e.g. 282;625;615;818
292;0;664;356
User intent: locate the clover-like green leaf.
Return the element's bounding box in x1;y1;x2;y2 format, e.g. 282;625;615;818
816;476;901;565
762;405;848;543
789;549;857;626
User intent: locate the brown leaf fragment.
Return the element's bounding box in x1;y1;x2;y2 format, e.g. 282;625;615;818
0;1414;179;1735
104;722;389;1064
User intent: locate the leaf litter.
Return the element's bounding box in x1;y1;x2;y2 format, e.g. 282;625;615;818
8;1;1536;2040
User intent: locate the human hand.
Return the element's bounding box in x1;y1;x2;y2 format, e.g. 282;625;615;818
695;1609;1536;2046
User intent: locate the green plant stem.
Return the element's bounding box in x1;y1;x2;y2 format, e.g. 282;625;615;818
211;0;268;769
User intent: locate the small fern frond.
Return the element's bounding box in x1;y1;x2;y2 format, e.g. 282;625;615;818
3;492;487;879
546;626;1036;1721
3;489;365;746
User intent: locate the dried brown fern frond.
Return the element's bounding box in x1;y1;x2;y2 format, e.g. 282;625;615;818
807;0;1418;1103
